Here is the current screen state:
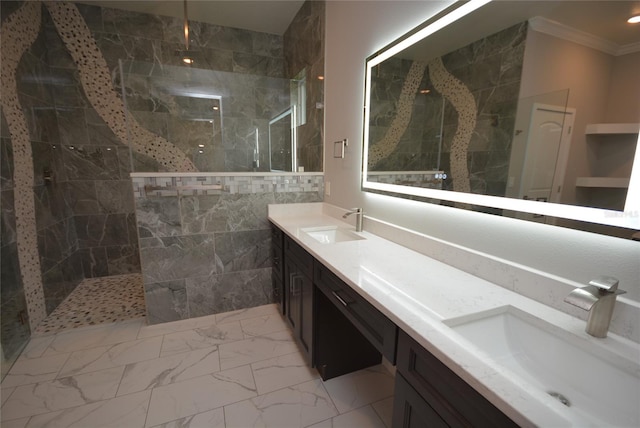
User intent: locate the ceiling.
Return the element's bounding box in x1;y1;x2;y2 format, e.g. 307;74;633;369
73;0;306;35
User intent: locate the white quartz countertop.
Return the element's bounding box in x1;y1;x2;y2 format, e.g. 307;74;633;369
268;203;640;428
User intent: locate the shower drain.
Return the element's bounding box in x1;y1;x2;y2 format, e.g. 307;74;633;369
547;391;571;407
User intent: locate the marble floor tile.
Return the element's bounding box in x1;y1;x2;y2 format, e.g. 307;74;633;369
145;365;257;427
1;417;29;428
117;346;220;396
241;313;290;337
1;366;125;421
2;387;15;406
19;336;56;360
23;390;151;428
43;319;143;356
251;352;319;395
307;405;387;428
215;303;279;325
136;314;217;340
224;379;338;428
58;336;163;377
2;303;398;428
322;365;395;414
1;353;70;389
159;321;244;357
218;330;299;370
372;397;394;427
149;407;225;428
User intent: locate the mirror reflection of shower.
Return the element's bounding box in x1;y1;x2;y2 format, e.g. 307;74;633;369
269;106;297;172
251;127;260;170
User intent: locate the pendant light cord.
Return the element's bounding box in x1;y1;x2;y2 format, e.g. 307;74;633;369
183;0;189;51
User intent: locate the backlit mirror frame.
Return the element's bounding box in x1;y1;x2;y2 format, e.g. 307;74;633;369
362;0;640;231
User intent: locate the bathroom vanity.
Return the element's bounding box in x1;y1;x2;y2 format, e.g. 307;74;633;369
271;219;516;427
268;202;640;428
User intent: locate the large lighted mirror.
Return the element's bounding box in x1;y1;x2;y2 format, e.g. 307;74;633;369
363;0;640;237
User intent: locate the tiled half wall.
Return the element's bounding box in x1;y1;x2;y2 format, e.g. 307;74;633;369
132;173;324;324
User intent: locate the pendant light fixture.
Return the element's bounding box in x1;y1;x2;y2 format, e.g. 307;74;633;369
182;0;194;64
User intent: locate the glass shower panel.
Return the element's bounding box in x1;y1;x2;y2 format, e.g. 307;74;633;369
119;60;292;173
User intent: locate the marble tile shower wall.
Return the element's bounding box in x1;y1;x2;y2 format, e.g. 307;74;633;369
2;0;324;345
370;23;526;197
132;175;324;324
121;65;290;174
30;5;140;287
2;6;84;333
1;114;31;364
83;0;292;174
284;0;325;172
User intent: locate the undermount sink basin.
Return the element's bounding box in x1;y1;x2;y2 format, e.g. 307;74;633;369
444;306;640;427
301;226;365;244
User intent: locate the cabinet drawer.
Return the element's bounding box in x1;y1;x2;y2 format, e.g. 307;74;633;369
314;262;397;363
396;330;518;428
284;235;313;278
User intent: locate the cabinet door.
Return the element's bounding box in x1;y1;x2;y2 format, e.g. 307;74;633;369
299;272;313;364
396;331;518;428
270;224;285;314
285;263;300;335
393;374;448;428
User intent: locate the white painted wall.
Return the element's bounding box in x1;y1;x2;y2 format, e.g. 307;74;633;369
518;30;638;207
324;1;640;299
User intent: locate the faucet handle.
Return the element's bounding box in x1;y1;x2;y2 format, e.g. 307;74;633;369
589;276;620;292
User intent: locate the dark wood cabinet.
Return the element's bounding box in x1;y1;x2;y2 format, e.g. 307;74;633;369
393;330;518;428
271;224;516;427
393;374;449;428
283;234;314;365
270;224;284;314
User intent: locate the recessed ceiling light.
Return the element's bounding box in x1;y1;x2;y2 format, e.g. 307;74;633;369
628;15;640;23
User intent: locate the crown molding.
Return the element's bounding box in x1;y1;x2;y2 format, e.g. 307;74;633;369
529;16;639;56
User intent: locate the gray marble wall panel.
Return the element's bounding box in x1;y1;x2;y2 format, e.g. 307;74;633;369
41;251;84;314
186;268;272;318
133;174;323;324
136;196;182;238
144;279;188;325
139;234;217;284
284;0;325;172
74;213;131;249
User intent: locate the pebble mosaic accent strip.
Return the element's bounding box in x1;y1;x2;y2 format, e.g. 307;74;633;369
428;57;476;195
0;2;48;330
368;60;427;169
43;1;197;173
34;274;145;335
132;174;324;198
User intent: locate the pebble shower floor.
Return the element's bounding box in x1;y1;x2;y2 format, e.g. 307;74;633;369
34;273;146;335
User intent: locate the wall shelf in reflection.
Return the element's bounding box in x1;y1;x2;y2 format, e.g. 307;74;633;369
585;123;640;135
575;177;630;188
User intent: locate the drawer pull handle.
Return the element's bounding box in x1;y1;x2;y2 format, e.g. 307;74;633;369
332;291;350;307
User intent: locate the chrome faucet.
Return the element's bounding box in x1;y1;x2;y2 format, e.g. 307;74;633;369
342;208;363;232
564;276;626;338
